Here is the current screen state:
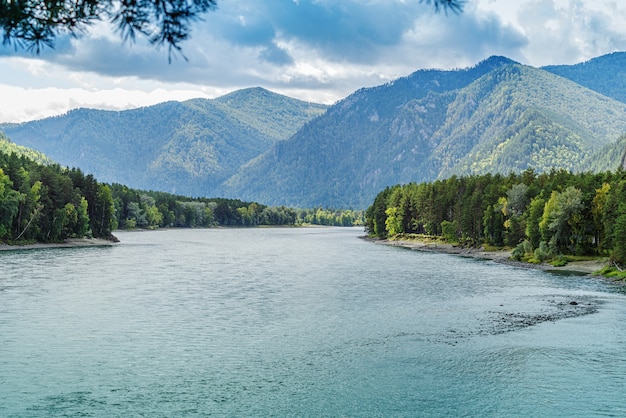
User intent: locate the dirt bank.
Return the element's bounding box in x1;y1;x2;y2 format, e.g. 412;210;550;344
366;237;608;276
0;237;119;251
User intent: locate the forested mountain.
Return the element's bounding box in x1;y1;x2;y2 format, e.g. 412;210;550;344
221;56;516;207
0;132;52;165
1;88;327;197
4;54;626;210
223;59;626;208
543;52;626;104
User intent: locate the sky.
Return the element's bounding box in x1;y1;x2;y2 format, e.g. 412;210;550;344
2;0;626;123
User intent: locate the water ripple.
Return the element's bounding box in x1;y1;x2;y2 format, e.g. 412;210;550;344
1;228;625;417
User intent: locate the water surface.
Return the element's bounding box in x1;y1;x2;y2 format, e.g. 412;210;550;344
1;228;625;416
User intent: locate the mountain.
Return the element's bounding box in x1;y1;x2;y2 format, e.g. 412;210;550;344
543;52;626;104
0;131;53;165
1;88;327;196
586;133;626;172
220;57;517;207
5;54;626;210
222;59;626;208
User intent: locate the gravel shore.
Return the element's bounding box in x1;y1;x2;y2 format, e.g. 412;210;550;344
0;237;119;251
366;236;608;276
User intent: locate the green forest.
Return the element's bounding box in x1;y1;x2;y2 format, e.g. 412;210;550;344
365;169;626;274
0;148;363;245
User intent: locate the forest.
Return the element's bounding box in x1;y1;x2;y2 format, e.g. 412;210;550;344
0;148;363;245
365;169;626;272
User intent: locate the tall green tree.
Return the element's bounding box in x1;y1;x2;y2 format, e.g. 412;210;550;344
0;168;23;239
525;196;545;250
92;184;115;238
539;187;584;254
612;210;626;265
385;206;402;237
365;187;392;238
592;182;611;253
605;178;626;263
483;202;505;246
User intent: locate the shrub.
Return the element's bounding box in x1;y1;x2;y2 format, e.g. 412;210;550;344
511;240;533;261
551;255;568;267
533;241;552;263
511;243;525;261
441;220;458;243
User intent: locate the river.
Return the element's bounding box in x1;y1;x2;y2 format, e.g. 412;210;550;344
1;227;625;416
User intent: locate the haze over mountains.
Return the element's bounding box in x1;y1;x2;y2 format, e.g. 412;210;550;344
3;53;626;208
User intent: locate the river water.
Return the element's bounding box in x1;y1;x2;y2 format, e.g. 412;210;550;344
1;227;626;417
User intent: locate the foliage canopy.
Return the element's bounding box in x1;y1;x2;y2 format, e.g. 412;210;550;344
365;169;626;268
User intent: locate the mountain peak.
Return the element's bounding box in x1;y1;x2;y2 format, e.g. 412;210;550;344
217;86;272;100
474;55;518;70
224;54;626;208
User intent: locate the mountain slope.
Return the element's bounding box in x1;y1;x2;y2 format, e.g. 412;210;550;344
2;88;326;196
433;64;626;177
543;52;626;104
220;57;516;207
223;61;626;208
585;133;626;172
0;131;53;165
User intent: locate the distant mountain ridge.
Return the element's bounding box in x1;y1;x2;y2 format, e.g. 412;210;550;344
222;57;530;206
222;56;626;208
4;53;626;209
1;88;327;196
543;52;626;104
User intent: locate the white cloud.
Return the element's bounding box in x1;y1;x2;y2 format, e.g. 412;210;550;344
0;85;212;123
1;0;626;124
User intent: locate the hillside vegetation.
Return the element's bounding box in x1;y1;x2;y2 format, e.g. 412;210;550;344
0;146;363;245
224;59;626;208
4;53;626;210
1;88;327;197
543;52;626;104
0;132;52;165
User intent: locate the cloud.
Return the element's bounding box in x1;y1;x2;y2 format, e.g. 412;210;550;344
264;0;421;63
3;0;626;123
22;1;528;86
0;83;213;123
4;1;626;83
0;32;76;58
517;0;626;66
398;4;528;70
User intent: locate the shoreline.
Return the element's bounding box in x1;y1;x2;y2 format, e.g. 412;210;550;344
0;237;119;252
364;236;609;276
0;225;333;251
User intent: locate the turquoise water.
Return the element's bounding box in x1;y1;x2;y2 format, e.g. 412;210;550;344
1;227;626;417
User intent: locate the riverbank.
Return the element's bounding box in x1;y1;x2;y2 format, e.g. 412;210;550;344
0;237;119;251
366;236;608;276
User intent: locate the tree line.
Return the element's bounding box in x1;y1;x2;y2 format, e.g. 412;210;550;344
0;151;116;243
0;150;363;244
108;186;363;229
365;169;626;267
